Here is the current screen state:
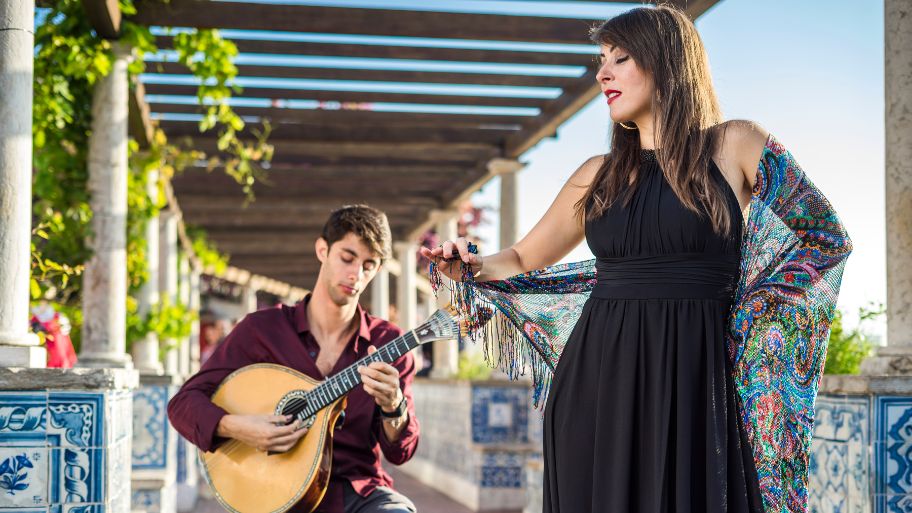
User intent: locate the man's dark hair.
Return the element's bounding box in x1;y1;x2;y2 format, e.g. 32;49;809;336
321;205;392;261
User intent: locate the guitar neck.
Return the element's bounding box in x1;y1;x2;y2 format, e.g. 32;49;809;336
288;330;421;420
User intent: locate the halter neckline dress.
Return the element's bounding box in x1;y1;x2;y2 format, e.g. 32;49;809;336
541;148;765;512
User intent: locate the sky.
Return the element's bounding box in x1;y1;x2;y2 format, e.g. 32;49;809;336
471;0;887;340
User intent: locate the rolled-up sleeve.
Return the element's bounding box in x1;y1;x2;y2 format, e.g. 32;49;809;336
167;318;258;453
375;350;420;465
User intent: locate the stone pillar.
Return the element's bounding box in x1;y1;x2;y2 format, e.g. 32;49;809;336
395;242;418;330
861;0;912;374
132;170;163;374
0;0;44;367
159;210;179;375
78;43;132;369
488;158;524;249
431;209;460;379
189;266;201;374
178;256;191;378
175;254;199;511
371;267;390;320
244;285;259;313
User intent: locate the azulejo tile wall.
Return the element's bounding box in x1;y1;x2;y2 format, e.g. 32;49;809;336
0;389;133;513
406;379;537;511
809;394;871;513
808;376;912;513
131;381;178;513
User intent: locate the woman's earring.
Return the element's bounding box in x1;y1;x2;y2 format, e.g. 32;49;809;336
618;121;637;130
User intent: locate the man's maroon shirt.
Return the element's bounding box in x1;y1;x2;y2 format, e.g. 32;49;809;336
167;296;420;513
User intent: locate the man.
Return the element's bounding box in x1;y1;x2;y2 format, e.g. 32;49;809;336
168;205;419;513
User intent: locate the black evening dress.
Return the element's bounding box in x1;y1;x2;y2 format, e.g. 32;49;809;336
542;149;765;513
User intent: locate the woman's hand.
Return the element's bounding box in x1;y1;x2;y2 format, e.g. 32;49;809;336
418;237;483;282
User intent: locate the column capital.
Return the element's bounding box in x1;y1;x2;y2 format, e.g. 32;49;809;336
486;158;524;176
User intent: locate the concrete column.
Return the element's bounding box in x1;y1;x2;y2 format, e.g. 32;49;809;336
131;170;163;374
178;255;191;378
243;285;258;313
371;267;390;320
79;43;133;369
189;266;201;374
430;209;460;378
159;210;179;375
488;158;525;249
0;0;44;366
395;242;418;330
862;0;912;374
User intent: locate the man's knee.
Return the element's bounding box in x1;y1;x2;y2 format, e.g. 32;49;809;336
356;486;417;513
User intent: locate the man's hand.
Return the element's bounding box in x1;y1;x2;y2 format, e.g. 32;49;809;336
358;346;404;413
216;414;309;453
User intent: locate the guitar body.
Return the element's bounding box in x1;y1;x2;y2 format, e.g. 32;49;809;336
199;363;346;513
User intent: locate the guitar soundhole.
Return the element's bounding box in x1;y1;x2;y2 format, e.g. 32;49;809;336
274;390;316;429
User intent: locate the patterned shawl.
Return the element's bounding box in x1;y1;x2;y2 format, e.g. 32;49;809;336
430;133;852;513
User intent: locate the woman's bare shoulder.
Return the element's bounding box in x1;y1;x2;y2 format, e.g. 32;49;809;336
568;154;607;188
712;120;771;187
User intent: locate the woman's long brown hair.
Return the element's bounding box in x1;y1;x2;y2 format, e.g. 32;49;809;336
577;4;735;237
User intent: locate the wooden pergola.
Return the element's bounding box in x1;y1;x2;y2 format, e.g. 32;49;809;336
121;0;719;290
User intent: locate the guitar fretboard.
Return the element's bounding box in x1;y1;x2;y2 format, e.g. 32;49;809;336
282;330;420;420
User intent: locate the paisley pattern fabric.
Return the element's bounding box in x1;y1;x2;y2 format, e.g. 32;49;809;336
430;133;852;513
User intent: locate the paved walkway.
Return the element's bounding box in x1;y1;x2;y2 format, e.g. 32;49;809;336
196;467;523;513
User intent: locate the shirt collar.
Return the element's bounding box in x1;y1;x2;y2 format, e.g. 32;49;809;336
294;294;373;352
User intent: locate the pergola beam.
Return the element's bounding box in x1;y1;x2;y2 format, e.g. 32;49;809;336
132;2;604;45
150;103;529;129
157;121;517;144
81;0;121;39
185;139;501;162
142;82;551;109
146;61;577;88
154;35;597;67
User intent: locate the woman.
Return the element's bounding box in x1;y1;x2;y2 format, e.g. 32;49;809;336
420;5;851;513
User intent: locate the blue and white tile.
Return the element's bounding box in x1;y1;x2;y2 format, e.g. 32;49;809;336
48;447;104;504
106;438;130;503
0;393;48;447
809;395;871;512
0;447;49;508
49;504;106;513
104;391;131;446
479;452;524;488
132;386;170;470
46;393;104;449
471;387;529;445
875;396;912;513
132;482;175;513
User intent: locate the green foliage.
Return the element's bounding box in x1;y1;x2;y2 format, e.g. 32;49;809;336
455;350;493;381
168;28;274;197
126;296;197;354
186;226;230;275
824;303;883;375
30;0;258;353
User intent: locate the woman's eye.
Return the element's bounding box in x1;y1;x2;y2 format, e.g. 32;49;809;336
616;56;629;64
342;257;353;264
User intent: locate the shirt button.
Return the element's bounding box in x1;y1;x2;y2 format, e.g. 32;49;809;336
309;351;316;358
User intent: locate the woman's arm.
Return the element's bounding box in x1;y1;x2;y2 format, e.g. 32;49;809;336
420;155;603;282
724;119;771;191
